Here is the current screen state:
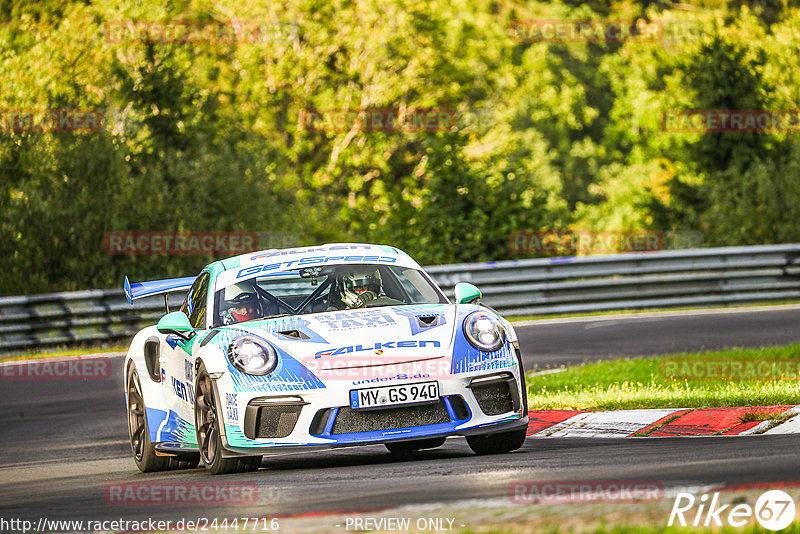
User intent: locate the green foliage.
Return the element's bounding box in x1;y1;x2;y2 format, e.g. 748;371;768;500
527;344;800;411
1;0;800;294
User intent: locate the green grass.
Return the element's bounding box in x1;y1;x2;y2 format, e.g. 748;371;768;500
526;344;800;411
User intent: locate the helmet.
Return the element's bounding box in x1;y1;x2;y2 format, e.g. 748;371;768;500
220;282;261;325
340;267;382;308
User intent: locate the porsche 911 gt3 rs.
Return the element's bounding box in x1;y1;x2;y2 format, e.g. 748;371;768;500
123;243;528;474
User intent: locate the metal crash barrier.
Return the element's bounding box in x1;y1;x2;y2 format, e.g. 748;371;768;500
1;244;799;353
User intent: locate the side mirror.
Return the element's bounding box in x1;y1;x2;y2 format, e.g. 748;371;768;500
455;282;482;305
157;311;195;340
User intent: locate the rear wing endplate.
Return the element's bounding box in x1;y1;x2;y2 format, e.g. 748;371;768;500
123;275;196;313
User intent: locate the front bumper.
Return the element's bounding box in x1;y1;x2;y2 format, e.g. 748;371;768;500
214;366;528;457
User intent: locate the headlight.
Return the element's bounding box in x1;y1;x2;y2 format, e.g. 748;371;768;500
463;311;506;352
227;335;278;375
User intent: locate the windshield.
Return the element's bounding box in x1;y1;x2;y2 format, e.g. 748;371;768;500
213;264;447;326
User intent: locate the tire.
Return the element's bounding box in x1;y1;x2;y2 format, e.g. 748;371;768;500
466;427;527;455
195;363;262;475
515;346;529;414
126;365;199;472
385;437;446;454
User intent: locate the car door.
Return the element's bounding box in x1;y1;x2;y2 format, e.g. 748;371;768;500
159;271;211;442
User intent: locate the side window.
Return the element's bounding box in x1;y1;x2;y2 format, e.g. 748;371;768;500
181;272;210;329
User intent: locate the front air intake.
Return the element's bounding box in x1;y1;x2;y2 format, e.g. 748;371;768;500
243;398;306;439
331;400;450;434
416;315;440;329
469;374;520;416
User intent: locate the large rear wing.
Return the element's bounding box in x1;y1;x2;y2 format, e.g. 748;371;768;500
123;275;196;312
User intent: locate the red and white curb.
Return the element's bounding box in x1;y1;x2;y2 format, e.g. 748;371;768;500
526;405;800;438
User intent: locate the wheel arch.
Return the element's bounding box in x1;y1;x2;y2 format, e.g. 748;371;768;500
125;327;171;444
192;340;230;375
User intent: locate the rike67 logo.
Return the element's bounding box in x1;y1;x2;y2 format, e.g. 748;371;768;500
668;490;797;531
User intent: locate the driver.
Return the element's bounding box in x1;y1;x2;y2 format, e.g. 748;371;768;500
219;281;262;325
339;267;384;308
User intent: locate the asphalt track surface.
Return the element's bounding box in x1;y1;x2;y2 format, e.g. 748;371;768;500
1;306;799;526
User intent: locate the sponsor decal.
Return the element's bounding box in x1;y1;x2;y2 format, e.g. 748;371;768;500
171;377;194;403
249;244;398;260
315;309;396;330
307;359;455;381
236;255;397;278
314;340;441;359
468;354;511;369
225;393;239;422
352;373;431;386
184;359;193;381
240;381;317;392
165;335;183;349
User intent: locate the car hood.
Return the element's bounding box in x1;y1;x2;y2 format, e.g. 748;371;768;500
235;303;458;371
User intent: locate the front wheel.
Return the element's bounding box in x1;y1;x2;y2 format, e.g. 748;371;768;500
126;365;199;472
466;427;527;455
194;363;261;475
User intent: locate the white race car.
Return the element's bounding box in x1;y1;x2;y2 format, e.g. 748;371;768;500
123;243;528;474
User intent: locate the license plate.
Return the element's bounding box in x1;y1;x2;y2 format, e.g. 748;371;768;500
349;381;439;410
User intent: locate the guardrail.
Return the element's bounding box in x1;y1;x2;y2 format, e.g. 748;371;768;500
1;244;799;353
427;243;800;315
